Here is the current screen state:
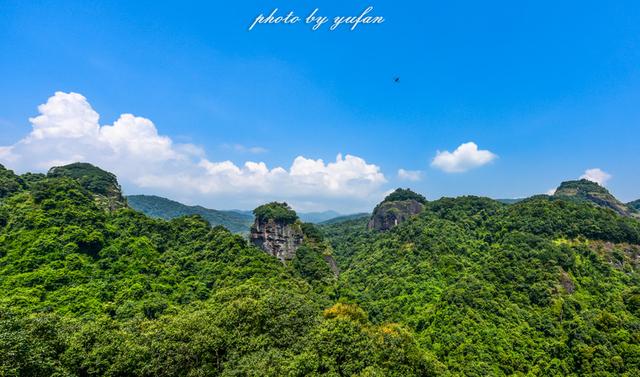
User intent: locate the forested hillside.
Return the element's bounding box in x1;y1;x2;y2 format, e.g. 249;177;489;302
0;164;442;376
1;163;640;376
127;195;254;234
322;195;640;375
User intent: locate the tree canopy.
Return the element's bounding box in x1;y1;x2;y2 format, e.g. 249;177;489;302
1;166;640;376
252;201;299;224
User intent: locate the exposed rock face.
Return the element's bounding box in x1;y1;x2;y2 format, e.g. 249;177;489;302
48;162;127;211
323;255;340;276
368;200;425;231
250;217;304;261
554;179;638;218
368;188;427;231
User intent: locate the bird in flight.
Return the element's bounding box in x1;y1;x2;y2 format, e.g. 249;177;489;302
394;77;400;83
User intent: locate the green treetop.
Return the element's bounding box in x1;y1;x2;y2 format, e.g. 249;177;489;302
253;202;299;224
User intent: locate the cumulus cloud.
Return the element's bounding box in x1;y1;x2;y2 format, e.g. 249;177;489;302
431;142;497;173
580;168;612;186
0;92;387;211
397;169;422;181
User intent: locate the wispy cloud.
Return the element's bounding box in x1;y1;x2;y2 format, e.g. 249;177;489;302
397;169;422;181
223;143;268;154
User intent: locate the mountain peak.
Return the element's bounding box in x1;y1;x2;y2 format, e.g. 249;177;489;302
368;188;426;231
250;202;303;261
382;188;427;205
554;179;637;217
47;162;126;211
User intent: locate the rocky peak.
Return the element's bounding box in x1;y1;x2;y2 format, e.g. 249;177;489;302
554;179;637;218
368;188;427;231
250;202;304;261
47;162;127;211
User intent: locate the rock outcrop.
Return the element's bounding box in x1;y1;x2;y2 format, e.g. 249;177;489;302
47;162;127;211
251;218;304;261
368;188;427;231
250;202;304;261
554;179;638;218
250;203;339;279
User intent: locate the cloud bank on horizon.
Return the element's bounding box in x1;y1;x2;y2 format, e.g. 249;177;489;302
0;92;388;211
5;92;594;210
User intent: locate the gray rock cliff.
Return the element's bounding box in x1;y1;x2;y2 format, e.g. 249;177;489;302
250;217;304;261
368;188;427;231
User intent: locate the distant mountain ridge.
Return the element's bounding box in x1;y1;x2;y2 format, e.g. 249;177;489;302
127;195;254;233
298;210;342;223
319;213;370;225
233;209;344;224
128;195;352;233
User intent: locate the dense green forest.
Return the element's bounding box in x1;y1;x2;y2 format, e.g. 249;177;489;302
1;163;640;376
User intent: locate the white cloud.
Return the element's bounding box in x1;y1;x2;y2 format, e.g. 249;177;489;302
0;92;386;211
397;169;422;181
431;142;497;173
546;188;556;195
580;168;612;186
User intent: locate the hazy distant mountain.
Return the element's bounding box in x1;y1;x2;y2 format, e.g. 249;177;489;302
628;200;640;211
234;209;345;224
128;195;352;232
319;213;370;225
298;210;342;223
127;195;253;233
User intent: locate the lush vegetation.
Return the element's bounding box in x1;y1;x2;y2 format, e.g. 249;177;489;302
2;163;640;376
382;188;427;204
0;164;26;199
47;163;121;198
127;195;253;233
253;202;299;225
0;166;441;376
554;179;637;217
323;195;640;375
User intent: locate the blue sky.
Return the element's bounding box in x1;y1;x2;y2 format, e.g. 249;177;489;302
1;0;639;211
